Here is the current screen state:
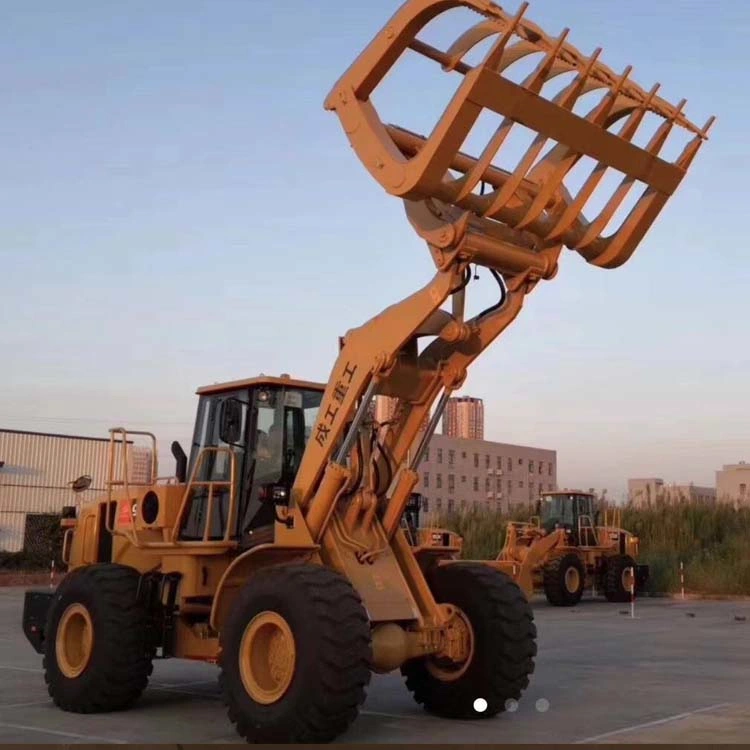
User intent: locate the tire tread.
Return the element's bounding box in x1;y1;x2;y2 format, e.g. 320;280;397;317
402;563;536;720
543;553;585;607
43;563;154;713
219;563;371;743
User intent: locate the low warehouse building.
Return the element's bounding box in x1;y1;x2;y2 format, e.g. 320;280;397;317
716;461;750;506
0;428;152;553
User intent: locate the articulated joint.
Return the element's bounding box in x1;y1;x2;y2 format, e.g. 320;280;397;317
441;363;467;391
370;604;473;674
440;319;472;343
407;199;559;281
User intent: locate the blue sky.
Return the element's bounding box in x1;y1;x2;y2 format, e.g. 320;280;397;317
1;0;747;499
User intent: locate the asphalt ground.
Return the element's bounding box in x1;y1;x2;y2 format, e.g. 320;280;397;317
0;586;747;744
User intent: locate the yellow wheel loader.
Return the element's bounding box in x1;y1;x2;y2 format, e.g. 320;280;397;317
495;490;648;606
403;491;465;561
21;0;710;743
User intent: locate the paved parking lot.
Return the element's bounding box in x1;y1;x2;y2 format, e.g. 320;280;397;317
0;586;748;743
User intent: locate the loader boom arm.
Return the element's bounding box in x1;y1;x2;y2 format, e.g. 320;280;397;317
292;0;712;550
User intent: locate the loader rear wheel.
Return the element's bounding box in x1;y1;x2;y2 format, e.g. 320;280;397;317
401;563;536;719
604;554;637;602
43;563;154;712
543;553;585;607
219;563;372;743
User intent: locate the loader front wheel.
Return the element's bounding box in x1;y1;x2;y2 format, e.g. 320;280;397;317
402;563;536;719
43;563;154;712
604;554;637;602
219;564;372;743
543;553;586;607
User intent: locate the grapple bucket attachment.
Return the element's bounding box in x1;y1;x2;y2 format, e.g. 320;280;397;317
325;0;713;269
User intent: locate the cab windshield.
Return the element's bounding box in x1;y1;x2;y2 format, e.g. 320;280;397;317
252;386;321;488
237;385;322;536
539;492;596;532
182;383;323;541
540;494;575;530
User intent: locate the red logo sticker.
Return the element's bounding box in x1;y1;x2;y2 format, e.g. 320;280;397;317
118;501;133;526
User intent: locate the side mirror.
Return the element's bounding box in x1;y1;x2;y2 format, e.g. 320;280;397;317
219;398;244;445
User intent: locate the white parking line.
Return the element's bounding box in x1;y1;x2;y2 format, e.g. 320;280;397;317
153;679;216;688
149;687;437;724
0;720;127;743
576;702;732;743
0;671;508;728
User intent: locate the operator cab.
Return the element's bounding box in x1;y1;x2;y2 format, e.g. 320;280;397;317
538;490;597;541
178;375;324;546
402;493;422;546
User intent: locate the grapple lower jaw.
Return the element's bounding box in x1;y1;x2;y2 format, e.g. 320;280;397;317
325;0;713;271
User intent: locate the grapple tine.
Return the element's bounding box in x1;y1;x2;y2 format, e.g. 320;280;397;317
576;102;691;266
507;47;603;231
479;27;572;218
517;60;630;233
671;116;715;173
615;83;663;142
482;2;529;70
452;35;548;202
325;0;713;273
575;83;663;249
443;19;497;73
553;47;603;111
453;24;572;204
701;115;717;137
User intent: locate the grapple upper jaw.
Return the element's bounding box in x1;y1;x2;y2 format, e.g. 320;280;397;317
325;0;714;271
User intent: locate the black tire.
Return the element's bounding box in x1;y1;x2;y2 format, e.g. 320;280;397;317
543;553;586;607
43;563;154;712
604;554;637;602
401;563;536;719
218;563;372;743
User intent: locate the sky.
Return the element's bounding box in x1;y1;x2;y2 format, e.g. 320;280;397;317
1;0;747;501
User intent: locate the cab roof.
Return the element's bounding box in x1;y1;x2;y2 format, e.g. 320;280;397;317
196;374;326;396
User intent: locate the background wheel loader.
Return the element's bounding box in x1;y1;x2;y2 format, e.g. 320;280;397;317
20;0;710;743
403;491;465;561
495;490;649;607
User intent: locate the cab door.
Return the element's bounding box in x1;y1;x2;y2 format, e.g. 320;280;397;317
179;390;249;541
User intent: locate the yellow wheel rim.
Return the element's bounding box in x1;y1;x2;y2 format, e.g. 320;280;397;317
55;603;94;679
426;606;475;683
239;611;296;704
565;566;581;593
